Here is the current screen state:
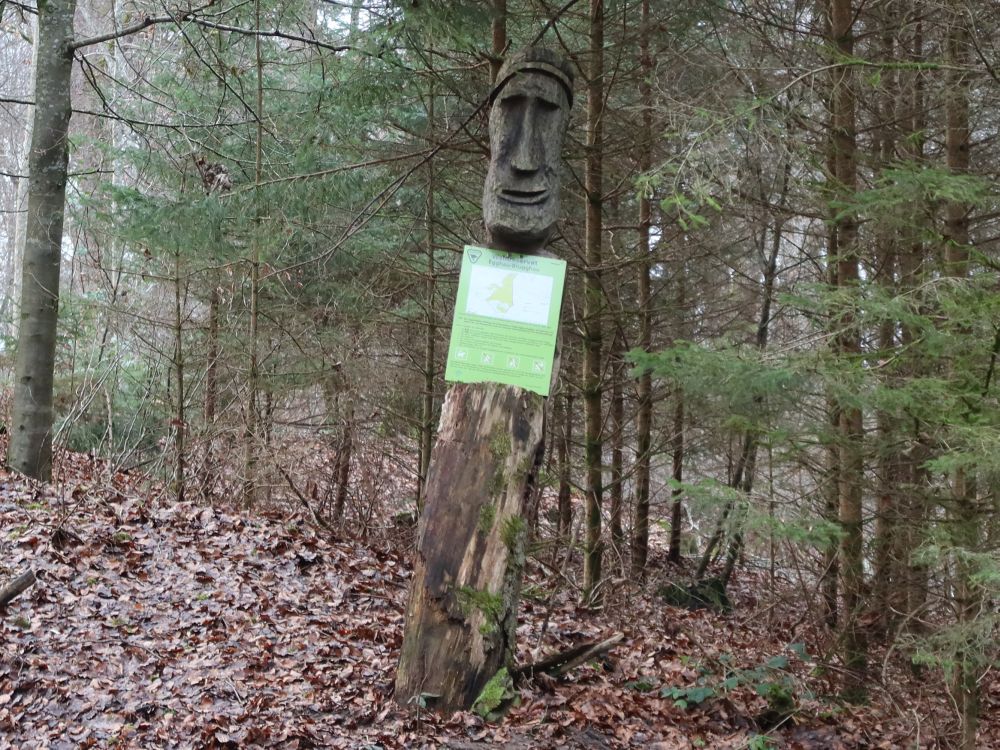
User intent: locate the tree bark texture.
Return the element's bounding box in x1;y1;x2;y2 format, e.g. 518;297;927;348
333;402;353;522
489;0;507;83
943;9;979;745
667;392;684;563
418;68;436;511
556;390;573;539
0;570;36;608
630;0;653;577
395;382;545;713
582;0;605;603
871;4;899;628
895;10;928;627
609;337;624;555
828;0;867;701
9;0;77;480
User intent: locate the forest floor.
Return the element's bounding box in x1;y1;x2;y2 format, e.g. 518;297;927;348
1;451;998;749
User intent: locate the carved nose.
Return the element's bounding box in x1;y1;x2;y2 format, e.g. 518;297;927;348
511;110;543;173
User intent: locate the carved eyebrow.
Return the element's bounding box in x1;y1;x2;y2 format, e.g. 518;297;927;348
496;87;564;108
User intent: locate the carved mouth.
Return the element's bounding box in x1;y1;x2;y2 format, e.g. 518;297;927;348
499;188;549;205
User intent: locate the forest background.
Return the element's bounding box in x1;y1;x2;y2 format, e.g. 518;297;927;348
1;0;999;747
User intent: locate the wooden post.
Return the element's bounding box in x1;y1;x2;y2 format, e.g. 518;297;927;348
395;382;545;711
395;46;573;714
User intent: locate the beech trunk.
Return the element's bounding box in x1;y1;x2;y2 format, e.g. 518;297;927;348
9;0;77;480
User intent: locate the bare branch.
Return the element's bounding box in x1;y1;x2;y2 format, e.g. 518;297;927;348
71;10;358;55
70;15;174;51
0;570;36;608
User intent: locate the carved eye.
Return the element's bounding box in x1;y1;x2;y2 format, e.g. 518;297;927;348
499;93;527;110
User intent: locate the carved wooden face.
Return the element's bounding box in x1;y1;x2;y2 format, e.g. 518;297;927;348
483;71;570;253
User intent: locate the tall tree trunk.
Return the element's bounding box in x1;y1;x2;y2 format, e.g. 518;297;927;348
173;251;186;503
490;0;506;83
609;334;624;556
205;286;219;425
943;7;978;745
667;391;684;563
828;0;866;702
581;0;605;602
9;0;77;480
3;14;37;344
871;5;899;630
630;0;653;578
333;401;354;522
417;61;436;512
556;389;573;540
243;0;265;507
898;10;930;630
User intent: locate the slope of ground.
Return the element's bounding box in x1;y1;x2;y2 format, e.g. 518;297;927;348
0;461;996;749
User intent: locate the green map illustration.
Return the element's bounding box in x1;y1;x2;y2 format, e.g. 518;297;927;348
485;274;515;313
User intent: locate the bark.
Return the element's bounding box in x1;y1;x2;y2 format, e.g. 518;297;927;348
556;390;573;540
667;392;684;564
582;0;605;603
512;632;623;680
608;336;624;555
205;286;219;425
0;570;36;608
417;68;436;512
871;5;899;629
943;9;979;745
173;251;186;503
395;382;546;713
896;10;928;628
630;0;653;578
829;0;866;701
242;0;265;508
333;402;353;522
3;16;36;344
489;0;506;83
9;0;77;480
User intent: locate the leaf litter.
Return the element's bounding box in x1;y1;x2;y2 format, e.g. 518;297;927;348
0;460;996;749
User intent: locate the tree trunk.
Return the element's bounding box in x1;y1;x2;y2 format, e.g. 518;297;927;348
556;389;573;540
609;335;624;556
243;0;265;508
871;6;899;630
395;382;546;713
582;0;605;603
896;10;928;629
828;0;866;702
417;65;437;512
333;402;354;522
173;251;186;503
3;14;37;344
489;0;506;83
205;285;219;425
667;391;684;563
943;8;978;744
630;0;653;578
9;0;77;480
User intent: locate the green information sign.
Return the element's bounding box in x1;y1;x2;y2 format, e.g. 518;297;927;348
444;245;566;396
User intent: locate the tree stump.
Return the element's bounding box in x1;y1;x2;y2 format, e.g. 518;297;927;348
395;381;545;712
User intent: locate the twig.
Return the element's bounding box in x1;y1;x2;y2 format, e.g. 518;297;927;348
274;462;337;534
0;570;36;608
512;632;624;680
